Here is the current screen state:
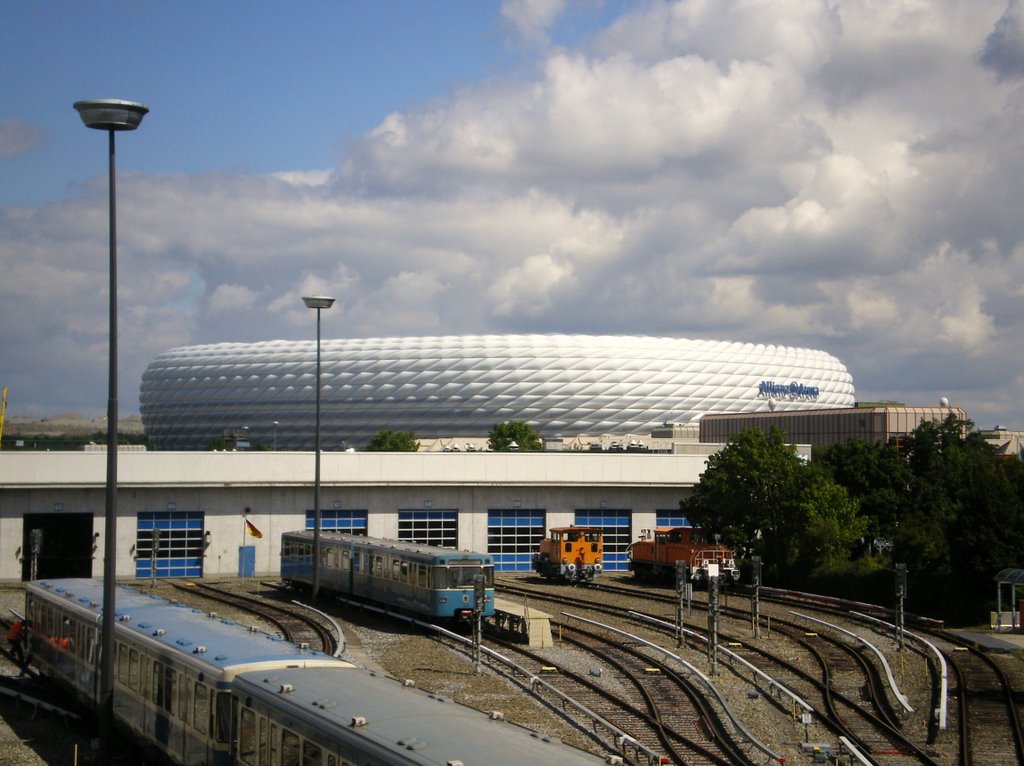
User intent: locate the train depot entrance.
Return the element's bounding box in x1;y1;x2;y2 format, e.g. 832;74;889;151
21;513;94;580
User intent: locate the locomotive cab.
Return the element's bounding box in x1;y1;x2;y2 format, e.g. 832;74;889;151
532;526;603;583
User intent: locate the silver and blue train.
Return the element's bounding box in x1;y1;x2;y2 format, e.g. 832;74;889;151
280;531;496;621
26;577;607;765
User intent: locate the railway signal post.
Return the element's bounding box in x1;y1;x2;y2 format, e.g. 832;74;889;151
751;555;762;639
473;574;486;673
707;565;720;675
895;563;907;652
674;560;689;647
29;529;43;581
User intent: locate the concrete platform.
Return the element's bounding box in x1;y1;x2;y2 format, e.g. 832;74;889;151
491;598;553;648
949;629;1024;653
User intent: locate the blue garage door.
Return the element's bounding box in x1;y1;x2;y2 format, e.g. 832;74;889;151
575;508;631;571
487;509;545;571
135;511;205;578
398;510;457;548
656;512;691;527
305;509;368;534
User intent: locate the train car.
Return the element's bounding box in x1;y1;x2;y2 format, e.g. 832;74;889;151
280;531;495;621
26;578;610;766
25;578;348;766
232;662;608;766
627;526;740;583
532;526;603;583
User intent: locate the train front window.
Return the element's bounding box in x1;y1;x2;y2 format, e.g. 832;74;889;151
447;565;493;588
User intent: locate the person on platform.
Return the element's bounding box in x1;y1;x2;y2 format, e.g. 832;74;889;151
6;618;30;666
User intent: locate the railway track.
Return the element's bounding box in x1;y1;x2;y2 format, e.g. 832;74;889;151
482;618;757;765
941;639;1024;765
700;580;1024;765
556;621;758;765
147;575;1024;765
498;577;950;765
164;580;339;655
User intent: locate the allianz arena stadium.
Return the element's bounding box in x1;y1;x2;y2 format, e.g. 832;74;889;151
139;334;855;450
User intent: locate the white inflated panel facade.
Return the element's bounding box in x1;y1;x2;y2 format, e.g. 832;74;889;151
139;334;855;450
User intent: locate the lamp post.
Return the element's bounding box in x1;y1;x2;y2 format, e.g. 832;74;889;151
302;295;335;602
73;98;148;766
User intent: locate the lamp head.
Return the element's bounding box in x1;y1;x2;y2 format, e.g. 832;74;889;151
74;99;148;131
302;296;336;310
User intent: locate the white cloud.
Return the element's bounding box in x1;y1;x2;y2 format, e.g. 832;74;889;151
2;0;1023;428
489;253;573;316
501;0;566;45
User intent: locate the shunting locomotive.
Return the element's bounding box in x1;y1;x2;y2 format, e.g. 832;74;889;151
627;526;739;583
532;526;603;583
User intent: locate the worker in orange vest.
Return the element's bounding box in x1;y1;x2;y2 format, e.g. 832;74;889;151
6;619;29;666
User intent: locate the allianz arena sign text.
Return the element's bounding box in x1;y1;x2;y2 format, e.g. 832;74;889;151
758;380;821;401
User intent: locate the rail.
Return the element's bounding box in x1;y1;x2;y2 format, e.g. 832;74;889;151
630;610;814;715
851;611;948;731
331;595;660;765
837;735;874;765
291;599;347;657
790;611;913;714
565;610;785;764
753;586;944;629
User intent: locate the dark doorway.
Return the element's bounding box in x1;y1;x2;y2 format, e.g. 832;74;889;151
21;513;94;580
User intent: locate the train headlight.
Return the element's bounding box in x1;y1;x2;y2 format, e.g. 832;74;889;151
594;564;603;573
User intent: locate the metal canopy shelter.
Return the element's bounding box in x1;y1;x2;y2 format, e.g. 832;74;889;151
993;568;1024;632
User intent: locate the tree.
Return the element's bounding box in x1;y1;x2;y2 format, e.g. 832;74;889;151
683;428;807;579
796;472;867;574
365;430;420;452
816;438;913;550
899;415;1024;620
683;427;869;584
818;413;1024;622
488;421;542;451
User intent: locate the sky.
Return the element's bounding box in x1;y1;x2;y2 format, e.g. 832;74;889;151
2;0;1023;430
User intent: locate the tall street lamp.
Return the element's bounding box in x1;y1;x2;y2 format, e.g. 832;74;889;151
302;295;335;602
73;98;148;766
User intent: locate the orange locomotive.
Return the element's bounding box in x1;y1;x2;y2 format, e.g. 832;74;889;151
532;526;603;583
627;526;739;583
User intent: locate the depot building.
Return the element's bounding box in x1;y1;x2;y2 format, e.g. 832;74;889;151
0;446;736;583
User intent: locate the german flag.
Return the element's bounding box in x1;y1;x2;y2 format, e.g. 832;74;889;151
244;519;263;539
